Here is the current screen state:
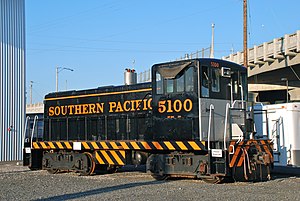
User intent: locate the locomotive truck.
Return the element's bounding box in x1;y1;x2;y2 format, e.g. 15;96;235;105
23;58;273;183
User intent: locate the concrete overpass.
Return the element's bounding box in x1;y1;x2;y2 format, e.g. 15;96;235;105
223;30;300;103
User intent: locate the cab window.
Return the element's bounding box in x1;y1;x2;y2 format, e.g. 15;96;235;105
156;72;163;94
211;68;220;92
185;67;194;92
176;74;184;92
201;66;209;97
166;79;174;93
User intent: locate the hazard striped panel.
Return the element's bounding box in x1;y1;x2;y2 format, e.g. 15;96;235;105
32;140;206;151
95;150;126;165
32;141;72;150
229;139;273;168
79;140;206;151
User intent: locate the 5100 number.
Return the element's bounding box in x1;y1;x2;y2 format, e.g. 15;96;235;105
158;99;193;113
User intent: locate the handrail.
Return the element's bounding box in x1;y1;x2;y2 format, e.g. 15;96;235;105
208;104;215;151
239;84;244;109
223;103;231;150
30;115;39;149
22;116;30;150
228;83;233;106
232;100;246;109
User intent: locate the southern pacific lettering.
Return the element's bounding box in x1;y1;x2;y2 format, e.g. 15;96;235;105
48;98;193;116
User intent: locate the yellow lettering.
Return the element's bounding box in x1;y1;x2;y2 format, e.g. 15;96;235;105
167;100;173;112
49;107;54;116
130;100;136;111
135;100;142;111
68;105;74;115
96;103;104;113
142;99;148;110
115;102;124;112
109;102;116;112
75;105;81;114
173;100;182;112
89;104;96;113
123;101;131;112
61;106;67;115
148;98;152;110
54;106;60;116
82;104;89;114
158;100;166;113
183;99;193;112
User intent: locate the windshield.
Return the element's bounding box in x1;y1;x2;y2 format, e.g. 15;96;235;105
155;66;194;95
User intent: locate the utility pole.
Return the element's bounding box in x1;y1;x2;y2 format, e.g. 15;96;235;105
210;23;215;58
243;0;248;68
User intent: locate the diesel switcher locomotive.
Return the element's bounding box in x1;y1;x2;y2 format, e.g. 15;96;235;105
24;58;273;183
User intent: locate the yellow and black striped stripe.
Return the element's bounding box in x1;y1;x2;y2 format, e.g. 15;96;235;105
229;139;273;168
95;150;126;165
32;140;206;151
32;141;72;150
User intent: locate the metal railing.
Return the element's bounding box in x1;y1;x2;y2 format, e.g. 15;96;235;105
222;30;300;66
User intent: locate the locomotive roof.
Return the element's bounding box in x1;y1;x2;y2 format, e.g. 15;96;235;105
45;82;151;99
152;58;245;70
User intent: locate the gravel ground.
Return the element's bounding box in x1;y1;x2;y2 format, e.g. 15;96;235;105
0;162;299;201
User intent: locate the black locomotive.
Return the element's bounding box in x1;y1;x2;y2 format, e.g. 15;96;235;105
24;58;273;182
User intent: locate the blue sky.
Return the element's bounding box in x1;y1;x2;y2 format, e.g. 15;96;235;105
26;0;300;103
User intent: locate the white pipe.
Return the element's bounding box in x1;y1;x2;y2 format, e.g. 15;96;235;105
223;103;231;150
22;116;30;151
30;115;39;149
239;84;244;109
208;104;215;150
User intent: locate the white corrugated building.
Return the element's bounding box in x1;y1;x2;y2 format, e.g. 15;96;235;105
0;0;26;161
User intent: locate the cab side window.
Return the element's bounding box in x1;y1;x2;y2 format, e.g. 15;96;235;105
201;66;209;97
211;68;220;93
176;73;184;92
156;72;163;94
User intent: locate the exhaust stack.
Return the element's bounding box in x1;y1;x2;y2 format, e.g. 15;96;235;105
124;68;137;85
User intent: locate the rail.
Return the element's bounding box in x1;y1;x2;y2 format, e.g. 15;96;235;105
22;116;30;151
207;104;215;151
30;115;39;149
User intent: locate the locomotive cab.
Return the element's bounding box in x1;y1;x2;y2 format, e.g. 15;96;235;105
151;58;249;142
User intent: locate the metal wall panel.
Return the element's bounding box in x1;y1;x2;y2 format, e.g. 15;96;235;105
0;0;25;161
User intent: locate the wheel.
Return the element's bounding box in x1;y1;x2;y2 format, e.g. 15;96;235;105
79;152;96;176
147;154;168;181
